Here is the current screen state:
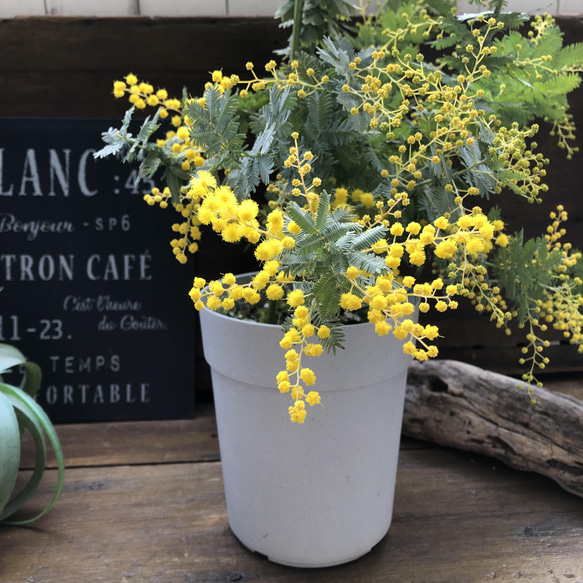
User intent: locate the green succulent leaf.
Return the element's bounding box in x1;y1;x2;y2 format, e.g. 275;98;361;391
0;345;65;526
0;393;20;516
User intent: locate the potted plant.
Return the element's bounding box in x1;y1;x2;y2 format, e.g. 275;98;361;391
95;0;583;567
0;344;65;525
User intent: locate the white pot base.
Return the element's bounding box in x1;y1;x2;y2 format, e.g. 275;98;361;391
233;524;390;568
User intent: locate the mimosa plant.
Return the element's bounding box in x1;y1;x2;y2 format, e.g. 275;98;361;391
96;0;583;423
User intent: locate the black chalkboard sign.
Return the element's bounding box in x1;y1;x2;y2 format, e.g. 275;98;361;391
0;118;195;422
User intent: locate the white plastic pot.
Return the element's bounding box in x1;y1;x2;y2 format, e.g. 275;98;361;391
199;295;416;568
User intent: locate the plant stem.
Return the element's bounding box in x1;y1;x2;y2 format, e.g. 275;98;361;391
267;299;278;324
291;0;304;60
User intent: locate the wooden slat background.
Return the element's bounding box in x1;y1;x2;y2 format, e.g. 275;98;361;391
1;16;581;402
0;17;288;116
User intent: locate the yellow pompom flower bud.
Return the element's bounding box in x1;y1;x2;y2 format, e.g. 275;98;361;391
287;220;302;235
254;240;281;261
222;273;237;286
221;223;242;243
466;237;484;255
406;222;421;235
282;236;295;250
289;401;307;423
239;199;259;223
304;343;323;357
266;283;284;301
177;126;190;141
346;266;360;280
496;233;509;247
306;391;321;406
295;306;309;319
340;293;362;311
287;289;305;307
375;321;392;336
278;381;291;393
434;240;457;260
403;341;416;355
277;371;290;384
434;216;449;230
207;296;221;311
390;223;405;237
300;368;317;385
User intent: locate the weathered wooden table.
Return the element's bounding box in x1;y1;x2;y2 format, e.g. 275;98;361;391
2;376;583;583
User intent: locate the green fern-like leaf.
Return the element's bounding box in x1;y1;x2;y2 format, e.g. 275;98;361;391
350;224;387;252
346;251;387;274
458;142;496;198
493;233;563;323
311;273;343;319
315;190;332;230
556;42;583;70
287;203;318;234
419;184;457;222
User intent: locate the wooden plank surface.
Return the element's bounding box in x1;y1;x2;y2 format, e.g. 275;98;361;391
4;375;582;581
18;405;434;471
3;445;583;582
18;403;220;470
18;377;582;470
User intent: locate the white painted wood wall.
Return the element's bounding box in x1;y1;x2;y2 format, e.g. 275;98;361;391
0;0;581;18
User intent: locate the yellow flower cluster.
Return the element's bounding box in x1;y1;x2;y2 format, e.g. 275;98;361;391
185;175;518;421
189;270;326;423
114;71;237;113
113;74;175;116
277;303;327;424
518;207;583;384
243;16;549;207
113;74;217;263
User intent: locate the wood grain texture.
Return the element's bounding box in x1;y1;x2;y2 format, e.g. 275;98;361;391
6;373;583;582
18;403;220;470
18;404;434;472
0;17;287;72
0;17;288;116
3;446;583;582
403;360;583;499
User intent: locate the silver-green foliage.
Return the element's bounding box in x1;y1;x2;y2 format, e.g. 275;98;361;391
94;1;583;365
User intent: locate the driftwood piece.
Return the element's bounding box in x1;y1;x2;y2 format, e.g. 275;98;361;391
403;360;583;498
